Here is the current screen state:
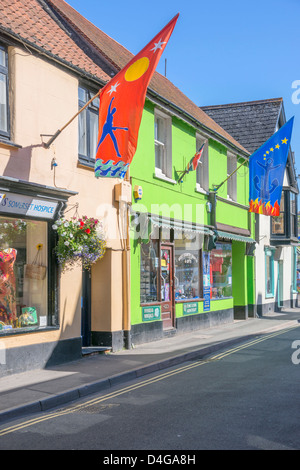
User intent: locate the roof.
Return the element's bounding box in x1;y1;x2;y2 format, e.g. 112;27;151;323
202;98;298;191
0;0;249;155
201;98;283;154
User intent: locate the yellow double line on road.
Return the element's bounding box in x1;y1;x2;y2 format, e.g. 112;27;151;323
0;324;299;437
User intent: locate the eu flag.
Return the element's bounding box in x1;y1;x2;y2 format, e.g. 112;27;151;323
249;117;294;216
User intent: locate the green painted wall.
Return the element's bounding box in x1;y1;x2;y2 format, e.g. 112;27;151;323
129;100;254;326
232;241;247;306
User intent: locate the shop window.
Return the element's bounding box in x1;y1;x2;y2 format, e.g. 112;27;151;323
140;239;160;304
196;136;209;192
227;153;237;201
0;216;50;333
0;44;9;140
210;243;232;299
78;86;99;164
154;109;172;179
290;192;297;238
174;238;201;301
265;247;274;298
271;193;285;235
271;190;298;240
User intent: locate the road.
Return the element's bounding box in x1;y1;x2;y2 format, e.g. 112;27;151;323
0;326;299;452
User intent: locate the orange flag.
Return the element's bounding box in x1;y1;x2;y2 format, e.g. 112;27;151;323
95;14;179;178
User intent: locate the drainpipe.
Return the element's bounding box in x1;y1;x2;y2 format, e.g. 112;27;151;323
208;191;217;228
122;199;131;349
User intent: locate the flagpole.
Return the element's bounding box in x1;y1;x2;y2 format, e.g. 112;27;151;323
177;144;204;182
42;90;101;149
213;158;248;192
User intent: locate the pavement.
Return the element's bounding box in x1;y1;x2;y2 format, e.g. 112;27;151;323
0;308;300;424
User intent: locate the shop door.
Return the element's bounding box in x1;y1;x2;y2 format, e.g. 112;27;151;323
160;245;174;329
81;269;91;347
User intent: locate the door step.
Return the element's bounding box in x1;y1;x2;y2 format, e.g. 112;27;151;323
82;346;112;356
163;328;177;338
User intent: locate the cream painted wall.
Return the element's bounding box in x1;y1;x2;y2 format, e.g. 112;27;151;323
0;46;125;349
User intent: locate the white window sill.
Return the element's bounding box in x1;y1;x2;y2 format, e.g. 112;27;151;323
195;184;209;195
153;170;177;185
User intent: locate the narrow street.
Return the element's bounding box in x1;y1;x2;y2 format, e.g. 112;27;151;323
0;326;299;451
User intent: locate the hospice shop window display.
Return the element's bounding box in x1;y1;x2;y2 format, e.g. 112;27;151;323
0;216;48;332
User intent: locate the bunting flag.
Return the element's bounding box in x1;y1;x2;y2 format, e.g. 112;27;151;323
249;117;294;216
95;14;179;179
186;144;204;172
177;144;204;182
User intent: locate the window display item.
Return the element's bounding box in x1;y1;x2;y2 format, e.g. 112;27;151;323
19;307;38;327
25;244;46;280
0;216;48;333
0;248;17;324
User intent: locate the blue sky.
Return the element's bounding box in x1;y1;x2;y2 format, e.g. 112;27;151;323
67;0;300;175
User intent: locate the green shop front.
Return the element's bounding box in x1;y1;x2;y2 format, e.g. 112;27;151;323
130;212;255;345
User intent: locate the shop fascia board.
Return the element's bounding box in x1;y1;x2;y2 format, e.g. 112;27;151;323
0;175;78;202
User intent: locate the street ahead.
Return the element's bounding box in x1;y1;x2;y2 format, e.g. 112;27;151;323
0;326;299;452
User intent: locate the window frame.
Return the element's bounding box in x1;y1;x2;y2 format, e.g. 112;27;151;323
0;43;10;140
196;135;209;192
290;191;298;239
174;238;203;302
0;213;58;336
227;152;237;201
265;246;275;298
210;242;233;300
271;190;298;241
78;85;99;165
154;108;172;180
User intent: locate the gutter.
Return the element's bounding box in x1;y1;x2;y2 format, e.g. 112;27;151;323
0;26;107;89
0;26;249;159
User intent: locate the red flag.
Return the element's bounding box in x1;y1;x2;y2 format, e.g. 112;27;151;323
95;14;179;178
186;144;204;172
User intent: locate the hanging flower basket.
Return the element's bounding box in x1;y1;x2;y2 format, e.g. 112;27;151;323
53;216;106;271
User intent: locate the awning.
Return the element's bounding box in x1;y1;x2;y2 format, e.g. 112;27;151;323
214;229;256;244
150;215;214;236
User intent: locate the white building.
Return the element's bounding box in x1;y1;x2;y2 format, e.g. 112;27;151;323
202;98;299;314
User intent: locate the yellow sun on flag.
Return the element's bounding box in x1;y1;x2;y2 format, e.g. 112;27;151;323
125;57;150;82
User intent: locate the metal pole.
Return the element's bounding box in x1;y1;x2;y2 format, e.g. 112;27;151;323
42;90;101;148
213;158;248;192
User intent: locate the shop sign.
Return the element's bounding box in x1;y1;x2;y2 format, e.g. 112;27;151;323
142;305;161;322
203;251;211;311
183;302;198;315
0;193;58;219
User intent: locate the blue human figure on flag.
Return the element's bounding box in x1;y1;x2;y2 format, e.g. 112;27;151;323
97;97;128;158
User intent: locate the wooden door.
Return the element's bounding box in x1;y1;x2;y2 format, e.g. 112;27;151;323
160;245;174;329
